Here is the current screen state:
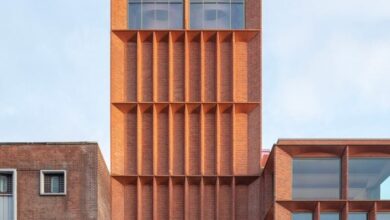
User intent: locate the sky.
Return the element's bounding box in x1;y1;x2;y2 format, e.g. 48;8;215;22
1;1;390;168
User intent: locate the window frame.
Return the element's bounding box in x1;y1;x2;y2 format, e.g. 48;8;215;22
292;157;342;200
40;170;67;196
0;169;17;220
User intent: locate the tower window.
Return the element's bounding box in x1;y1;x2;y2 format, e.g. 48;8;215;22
190;0;245;29
40;170;66;195
128;0;183;29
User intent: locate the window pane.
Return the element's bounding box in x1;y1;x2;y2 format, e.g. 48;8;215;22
142;3;156;29
129;3;142;29
216;3;230;28
349;158;390;200
190;3;203;28
231;3;244;29
293;158;340;199
293;213;312;220
321;212;340;220
169;3;183;28
349;213;367;220
0;175;7;193
203;3;217;29
51;176;60;193
155;3;169;29
377;213;390;220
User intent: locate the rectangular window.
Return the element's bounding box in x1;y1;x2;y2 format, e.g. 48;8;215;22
128;0;183;29
293;158;341;200
190;0;245;29
40;170;66;195
0;173;12;195
292;212;313;220
320;212;340;220
377;212;390;220
349;212;367;220
349;158;390;200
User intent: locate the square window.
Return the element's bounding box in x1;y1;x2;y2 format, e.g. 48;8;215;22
40;170;66;195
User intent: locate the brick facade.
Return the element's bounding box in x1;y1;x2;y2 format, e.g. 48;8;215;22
0;142;110;220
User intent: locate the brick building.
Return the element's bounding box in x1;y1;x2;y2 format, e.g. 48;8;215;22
110;0;261;219
261;139;390;220
0;142;110;220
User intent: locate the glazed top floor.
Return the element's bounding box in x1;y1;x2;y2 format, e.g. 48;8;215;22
111;0;261;30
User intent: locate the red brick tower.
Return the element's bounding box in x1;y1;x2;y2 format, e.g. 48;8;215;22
110;0;261;219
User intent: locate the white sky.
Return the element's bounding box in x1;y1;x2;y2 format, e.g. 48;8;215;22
1;1;390;168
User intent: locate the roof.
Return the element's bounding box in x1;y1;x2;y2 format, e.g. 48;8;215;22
0;142;98;146
276;138;390;146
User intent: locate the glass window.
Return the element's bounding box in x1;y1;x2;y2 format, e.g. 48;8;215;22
293;158;341;200
41;170;66;195
190;0;245;29
377;212;390;220
128;0;183;29
349;212;367;220
293;212;313;220
0;173;12;194
321;212;340;220
349;158;390;200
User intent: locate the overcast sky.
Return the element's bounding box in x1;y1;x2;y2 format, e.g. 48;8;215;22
1;1;390;167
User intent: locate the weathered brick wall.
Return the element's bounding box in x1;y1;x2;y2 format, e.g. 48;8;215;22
0;143;110;220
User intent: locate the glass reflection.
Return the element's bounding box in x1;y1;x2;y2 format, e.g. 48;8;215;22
293;212;312;220
349;212;367;220
377;212;390;220
293;158;341;200
349;158;390;200
320;212;340;220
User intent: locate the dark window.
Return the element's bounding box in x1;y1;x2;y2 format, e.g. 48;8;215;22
0;173;12;194
349;158;390;200
128;0;183;29
293;158;341;200
190;0;244;29
41;171;66;195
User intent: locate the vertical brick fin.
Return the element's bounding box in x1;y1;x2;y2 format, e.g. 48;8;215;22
188;178;201;220
202;178;216;219
219;32;233;102
141;178;153;220
141;33;153;102
157;105;169;175
111;105;125;175
218;178;233;220
173;105;185;175
234;107;249;175
112;178;124;220
247;104;261;175
188;105;201;175
111;33;126;102
156;178;169;220
171;178;185;220
219;105;233;175
125;180;138;220
126;107;137;175
235;184;249;220
204;32;217;102
204;105;216;175
141;105;153;175
248;178;260;220
234;36;248;102
188;32;201;102
247;34;261;102
156;32;169;102
172;33;185;102
126;36;138;102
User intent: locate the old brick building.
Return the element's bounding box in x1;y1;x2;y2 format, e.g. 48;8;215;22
0;142;110;220
110;0;261;219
